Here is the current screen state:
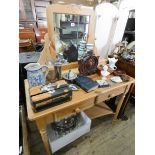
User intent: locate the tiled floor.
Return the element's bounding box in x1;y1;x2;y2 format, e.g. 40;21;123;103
28;101;135;155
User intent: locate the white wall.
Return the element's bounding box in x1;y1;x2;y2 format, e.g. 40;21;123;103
95;2;118;58
108;0;135;55
95;0;135;58
108;9;129;54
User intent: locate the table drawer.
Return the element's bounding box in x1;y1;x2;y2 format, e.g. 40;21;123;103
95;86;126;104
54;98;95;121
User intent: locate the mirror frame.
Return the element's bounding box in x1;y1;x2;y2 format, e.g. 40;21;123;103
46;3;97;60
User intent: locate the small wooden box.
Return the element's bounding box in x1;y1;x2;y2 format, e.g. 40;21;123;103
29;82;72;112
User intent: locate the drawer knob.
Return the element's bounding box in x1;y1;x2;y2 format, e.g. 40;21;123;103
75;108;81;113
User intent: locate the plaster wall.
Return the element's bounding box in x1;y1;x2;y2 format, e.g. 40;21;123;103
95;0;135;58
95;3;118;58
108;0;135;55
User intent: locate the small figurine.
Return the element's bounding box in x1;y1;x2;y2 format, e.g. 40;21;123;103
101;65;110;80
108;57;118;70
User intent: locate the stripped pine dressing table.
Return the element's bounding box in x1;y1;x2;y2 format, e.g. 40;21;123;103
24;4;135;154
24;71;134;155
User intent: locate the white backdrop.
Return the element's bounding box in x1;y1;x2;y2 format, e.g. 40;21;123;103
95;0;135;58
109;0;135;55
95;2;118;58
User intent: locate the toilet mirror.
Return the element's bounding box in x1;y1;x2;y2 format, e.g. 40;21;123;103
46;4;96;63
54;13;89;50
53;13;90;62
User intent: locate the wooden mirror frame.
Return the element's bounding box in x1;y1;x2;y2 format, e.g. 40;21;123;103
38;4;98;70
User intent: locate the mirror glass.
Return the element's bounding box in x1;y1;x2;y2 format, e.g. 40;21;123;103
53;13;90;63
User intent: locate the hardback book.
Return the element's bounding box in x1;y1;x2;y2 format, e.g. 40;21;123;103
75;75;99;92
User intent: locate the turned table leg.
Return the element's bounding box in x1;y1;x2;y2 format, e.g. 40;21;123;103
39;129;52;155
36;120;52;155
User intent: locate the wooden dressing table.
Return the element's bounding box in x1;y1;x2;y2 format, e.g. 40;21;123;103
24;4;135;154
24;72;134;155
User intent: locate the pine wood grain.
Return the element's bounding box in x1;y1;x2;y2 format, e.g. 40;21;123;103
85;102;114;119
25;72;134;155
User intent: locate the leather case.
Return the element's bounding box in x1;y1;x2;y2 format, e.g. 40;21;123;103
29;84;72;112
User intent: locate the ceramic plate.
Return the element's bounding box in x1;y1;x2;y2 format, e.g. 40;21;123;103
62;72;77;81
110;76;122;83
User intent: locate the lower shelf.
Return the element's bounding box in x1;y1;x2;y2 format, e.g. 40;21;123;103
84;102;115;119
47;112;91;153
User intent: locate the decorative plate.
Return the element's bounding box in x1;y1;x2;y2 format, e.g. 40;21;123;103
110;76;122;83
62;72;77;81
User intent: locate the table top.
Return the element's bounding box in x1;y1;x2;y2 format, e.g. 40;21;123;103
25;73;135;121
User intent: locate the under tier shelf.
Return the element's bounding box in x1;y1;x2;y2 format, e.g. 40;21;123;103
84;102;115;119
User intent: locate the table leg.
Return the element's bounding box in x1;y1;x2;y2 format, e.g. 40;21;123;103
36;120;52;155
112;85;131;123
118;84;135;120
39;129;52;155
112;94;126;123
